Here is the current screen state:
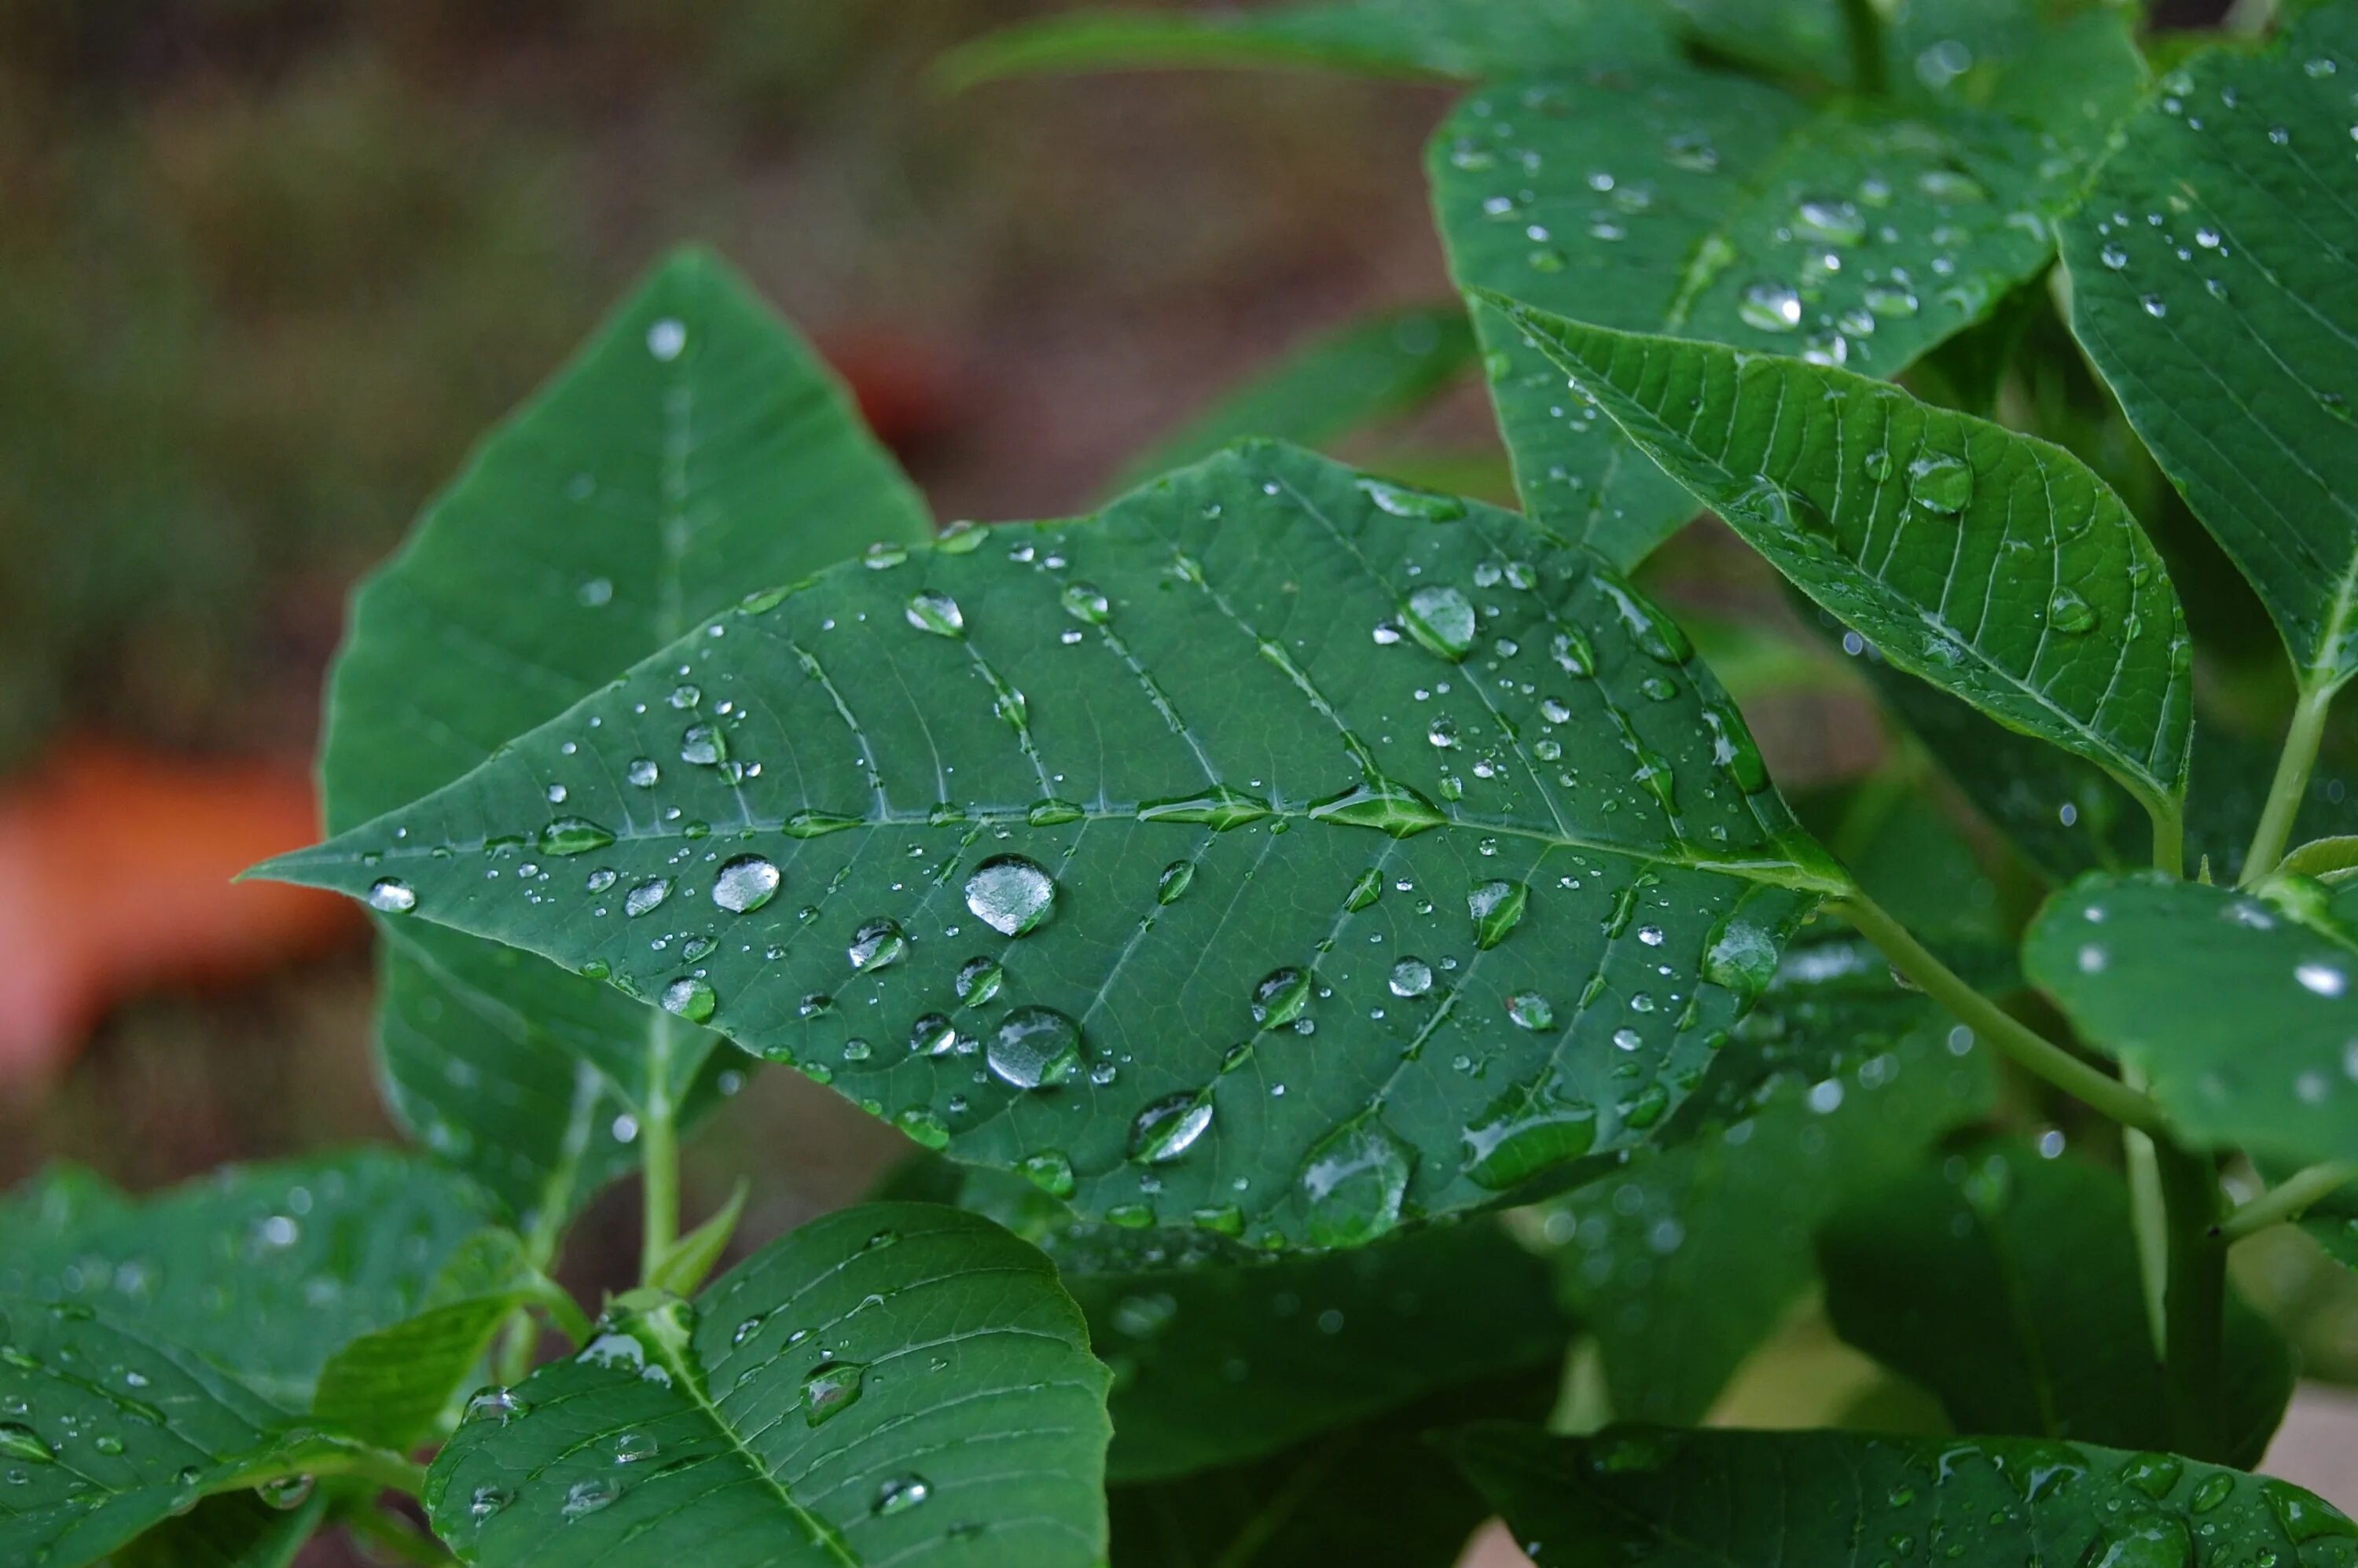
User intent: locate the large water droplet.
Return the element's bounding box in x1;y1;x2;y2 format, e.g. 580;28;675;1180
1129;1090;1215;1164
801;1361;867;1427
1298;1114;1414;1247
1251;967;1312;1028
1061;582;1110;624
366;878;417;913
626;877;671;918
848;917;909;971
540;817;616;857
711;855;781;914
2048;588;2098;634
1345;868;1383;911
1461;1082;1597;1190
905;591;966;638
1702;918;1778;1001
987;1007;1084;1089
2117;1452;2183;1501
1469;879;1530;949
1904;454;1974;515
1389;957;1434;997
661;977;717;1023
1402;586;1478;661
1019;1149;1075;1198
955;957;1005;1008
681;724;729;766
2263;1476;2358;1541
1505;992;1555;1030
257;1474;314;1511
462;1387;526;1427
964;855;1057;936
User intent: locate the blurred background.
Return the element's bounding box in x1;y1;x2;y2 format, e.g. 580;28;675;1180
2;1;2349;1559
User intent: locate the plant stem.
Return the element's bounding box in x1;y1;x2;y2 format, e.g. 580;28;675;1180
2147;800;2186;881
639;1012;681;1287
2242;681;2337;885
2156;1138;2228;1460
1838;0;1889;94
2121;1071;2171;1360
2219;1160;2358;1241
1836;894;2165;1132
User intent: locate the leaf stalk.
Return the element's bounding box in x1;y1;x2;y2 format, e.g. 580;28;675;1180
2242;681;2337;885
2217;1160;2358;1242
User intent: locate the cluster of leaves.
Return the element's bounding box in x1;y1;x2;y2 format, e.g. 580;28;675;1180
8;0;2358;1562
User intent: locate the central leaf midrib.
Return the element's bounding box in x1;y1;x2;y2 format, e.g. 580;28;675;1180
646;1331;861;1566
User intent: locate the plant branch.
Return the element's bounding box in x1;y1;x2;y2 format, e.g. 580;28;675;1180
1838;0;1888;95
2120;1074;2171;1360
2156;1139;2228;1460
1835;894;2165;1132
2219;1160;2358;1241
2242;681;2337;885
638;1012;681;1288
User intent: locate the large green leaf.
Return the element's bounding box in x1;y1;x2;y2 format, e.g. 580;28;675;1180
261;441;1848;1247
321;246;931;1238
1110;1377;1544;1568
0;1298;409;1567
1430;20;2144;567
422;1203;1110;1567
2023;872;2358;1167
108;1490;327;1568
1112;305;1480;495
2061;6;2358;691
939;0;1673;89
1820;1141;2294;1465
1449;1424;2358;1567
1490;302;2195;824
0;1152;489;1408
1547;933;1995;1424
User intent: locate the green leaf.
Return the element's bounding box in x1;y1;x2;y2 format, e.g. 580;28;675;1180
1820;1141;2294;1466
0;1151;490;1408
1110;1376;1547;1567
259;440;1847;1246
108;1491;328;1568
1448;1423;2358;1567
1431;22;2144;567
423;1203;1111;1567
938;0;1673;89
1487;300;2195;823
1112;305;1479;494
0;1299;411;1567
2061;6;2358;691
1062;1218;1568;1481
1547;934;1996;1424
311;1229;575;1452
322;246;930;1237
2023;872;2358;1167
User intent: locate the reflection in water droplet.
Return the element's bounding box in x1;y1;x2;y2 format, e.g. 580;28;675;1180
2047;588;2098;634
367;878;417;913
1129;1090;1215;1163
711;855;781;913
0;1423;53;1465
848;918;909;971
540;817;615;857
1469;879;1530;950
1020;1149;1076;1198
955;957;1005;1008
987;1007;1084;1089
1251;968;1313;1029
1402;586;1478;661
1904;455;1974;516
661;978;717;1023
1505;992;1555;1030
462;1388;526;1427
2263;1475;2358;1541
905;591;966;638
964;855;1057;936
1298;1114;1414;1247
801;1361;867;1427
1389;957;1434;997
1156;861;1195;904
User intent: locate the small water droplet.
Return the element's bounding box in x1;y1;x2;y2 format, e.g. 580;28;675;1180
873;1474;931;1516
1357;477;1467;521
1061;582;1111;623
905;591;966;638
1469;879;1530;949
1129;1090;1215;1163
1155;861;1195;904
626;757;659;788
462;1388;526;1426
1388;957;1434;997
1738;281;1803;333
801;1361;868;1427
561;1478;618;1518
0;1424;53;1466
1460;1082;1596;1190
539;817;615;857
955;957;1005;1008
1019;1149;1076;1198
848;917;909;971
2048;587;2098;634
661;977;717;1023
1905;454;1974;515
1251;968;1312;1029
1505;992;1555;1030
468;1485;512;1522
681;724;729;766
1402;586;1478;661
626;877;671;918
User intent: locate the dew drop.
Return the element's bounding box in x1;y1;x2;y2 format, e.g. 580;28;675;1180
1469;879;1530;949
1389;957;1434;997
1505;991;1555;1030
626;757;659;788
1251;967;1313;1029
873;1474;931;1516
986;1006;1084;1089
954;957;1005;1008
625;877;671;918
1357;476;1467;521
562;1478;617;1518
2047;587;2098;634
1129;1090;1215;1164
462;1387;526;1427
1060;582;1111;624
801;1361;867;1427
1156;861;1196;904
661;978;717;1023
1461;1082;1596;1190
1737;280;1803;333
711;855;781;914
366;878;417;913
1904;454;1974;516
1298;1114;1414;1247
1402;586;1478;661
539;817;616;857
964;855;1057;937
0;1424;53;1465
680;724;729;766
848;917;909;971
905;590;966;638
1019;1149;1076;1199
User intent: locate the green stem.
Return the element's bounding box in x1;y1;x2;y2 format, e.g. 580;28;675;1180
2242;681;2337;886
2147;800;2186;881
638;1013;681;1287
2156;1139;2228;1460
1838;0;1889;94
2219;1160;2358;1242
1837;894;2165;1132
2121;1070;2171;1361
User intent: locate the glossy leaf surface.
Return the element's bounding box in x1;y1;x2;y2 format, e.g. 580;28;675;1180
1492;302;2193;817
1450;1423;2358;1567
423;1203;1110;1568
2062;6;2358;689
940;0;1672;88
1820;1142;2294;1465
2025;872;2358;1167
264;442;1842;1247
1549;934;1995;1424
321;248;929;1236
1431;24;2143;566
0;1152;488;1408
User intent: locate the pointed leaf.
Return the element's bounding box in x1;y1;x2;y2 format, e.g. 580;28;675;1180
2024;872;2358;1167
1431;21;2144;566
1489;299;2195;820
1820;1141;2294;1466
1112;304;1479;494
1548;934;1996;1424
939;0;1673;89
1449;1423;2358;1567
2061;7;2358;690
422;1203;1111;1567
321;247;930;1234
259;442;1846;1247
0;1152;490;1408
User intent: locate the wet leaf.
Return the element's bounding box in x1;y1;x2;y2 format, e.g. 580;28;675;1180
422;1203;1111;1568
2061;6;2358;690
1431;15;2143;567
1546;934;1996;1424
261;441;1849;1247
0;1151;490;1408
110;1489;328;1568
1488;301;2194;825
939;0;1672;89
2024;872;2358;1169
321;247;931;1238
1820;1141;2294;1466
1113;304;1479;494
1449;1423;2358;1567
